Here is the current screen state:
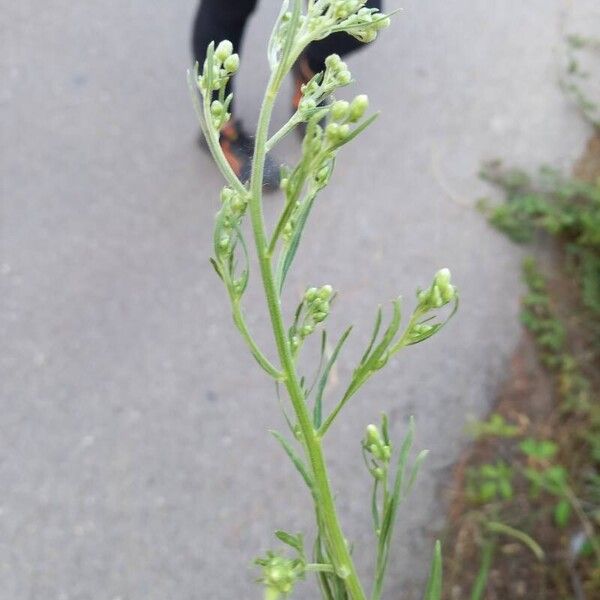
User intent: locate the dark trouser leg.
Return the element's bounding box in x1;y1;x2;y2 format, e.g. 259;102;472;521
191;0;258;110
304;0;383;73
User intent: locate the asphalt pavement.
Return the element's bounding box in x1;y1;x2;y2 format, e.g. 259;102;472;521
1;1;596;598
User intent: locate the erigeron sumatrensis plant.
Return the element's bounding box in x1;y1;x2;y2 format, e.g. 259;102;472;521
189;2;458;598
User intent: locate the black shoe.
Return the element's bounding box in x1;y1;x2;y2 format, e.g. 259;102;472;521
200;120;280;191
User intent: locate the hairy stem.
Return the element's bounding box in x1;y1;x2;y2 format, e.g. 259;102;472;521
247;53;367;600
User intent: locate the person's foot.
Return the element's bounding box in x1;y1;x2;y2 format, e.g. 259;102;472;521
200;120;280;191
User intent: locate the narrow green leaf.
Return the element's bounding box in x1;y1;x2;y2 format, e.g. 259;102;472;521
367;299;402;369
359;306;383;365
275;530;304;556
381;413;390;446
404;449;429;497
470;540;494;600
330;113;379;150
371;477;380;535
209;257;223;281
423;540;443;600
306;330;328;398
373;418;416;595
280;193;317;292
486;521;545;560
313;326;353;428
270;430;314;491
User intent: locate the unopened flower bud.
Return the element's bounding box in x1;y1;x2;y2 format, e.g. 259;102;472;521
435;268;451;287
331;100;350;122
349;94;369;121
220;187;234;203
302;324;314;336
215;40;233;62
441;285;455;303
218;234;230;250
337;69;352;85
366;424;381;446
305;287;318;302
326;122;340;141
431;286;443;308
319;285;333;299
223;53;240;73
373;467;385;480
325;54;342;70
300;97;316;112
211;100;224;117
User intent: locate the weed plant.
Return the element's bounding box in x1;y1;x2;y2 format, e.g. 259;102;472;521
189;2;457;599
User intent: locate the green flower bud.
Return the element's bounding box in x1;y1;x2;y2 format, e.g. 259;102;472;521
313;311;328;323
215;40;233;62
300;97;317;112
337;69;352;85
331;100;350;122
218;234;230;251
223;53;240;73
338;124;350;139
431;286;443;308
373;467;385;480
220;187;234;203
319;284;333;299
301;324;314;336
211;100;224;117
305;287;318;302
326;122;340;141
366;424;381;446
434;268;451;287
349;94;369;121
441;285;455;303
417;289;429;304
325;54;342;70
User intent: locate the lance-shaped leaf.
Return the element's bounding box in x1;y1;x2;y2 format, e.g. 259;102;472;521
270;430;314;493
423;541;443;600
313;326;353;428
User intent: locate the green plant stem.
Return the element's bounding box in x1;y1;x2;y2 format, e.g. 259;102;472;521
231;299;283;380
266;113;301;153
247;55;367;600
470;540;495;600
187;67;246;197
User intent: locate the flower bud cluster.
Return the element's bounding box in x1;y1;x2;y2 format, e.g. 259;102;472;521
213;186;250;296
290;285;334;350
417;268;456;311
324;94;369;145
256;552;302;600
363;421;392;481
322;54;352;91
197;40;239;128
309;1;390;44
296;54;352;120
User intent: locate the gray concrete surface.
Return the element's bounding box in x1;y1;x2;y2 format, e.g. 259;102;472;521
1;1;596;598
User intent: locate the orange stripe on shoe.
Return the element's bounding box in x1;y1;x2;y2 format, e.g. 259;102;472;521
220;139;242;178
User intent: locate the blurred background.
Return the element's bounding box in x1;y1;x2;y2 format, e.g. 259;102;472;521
1;1;598;599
